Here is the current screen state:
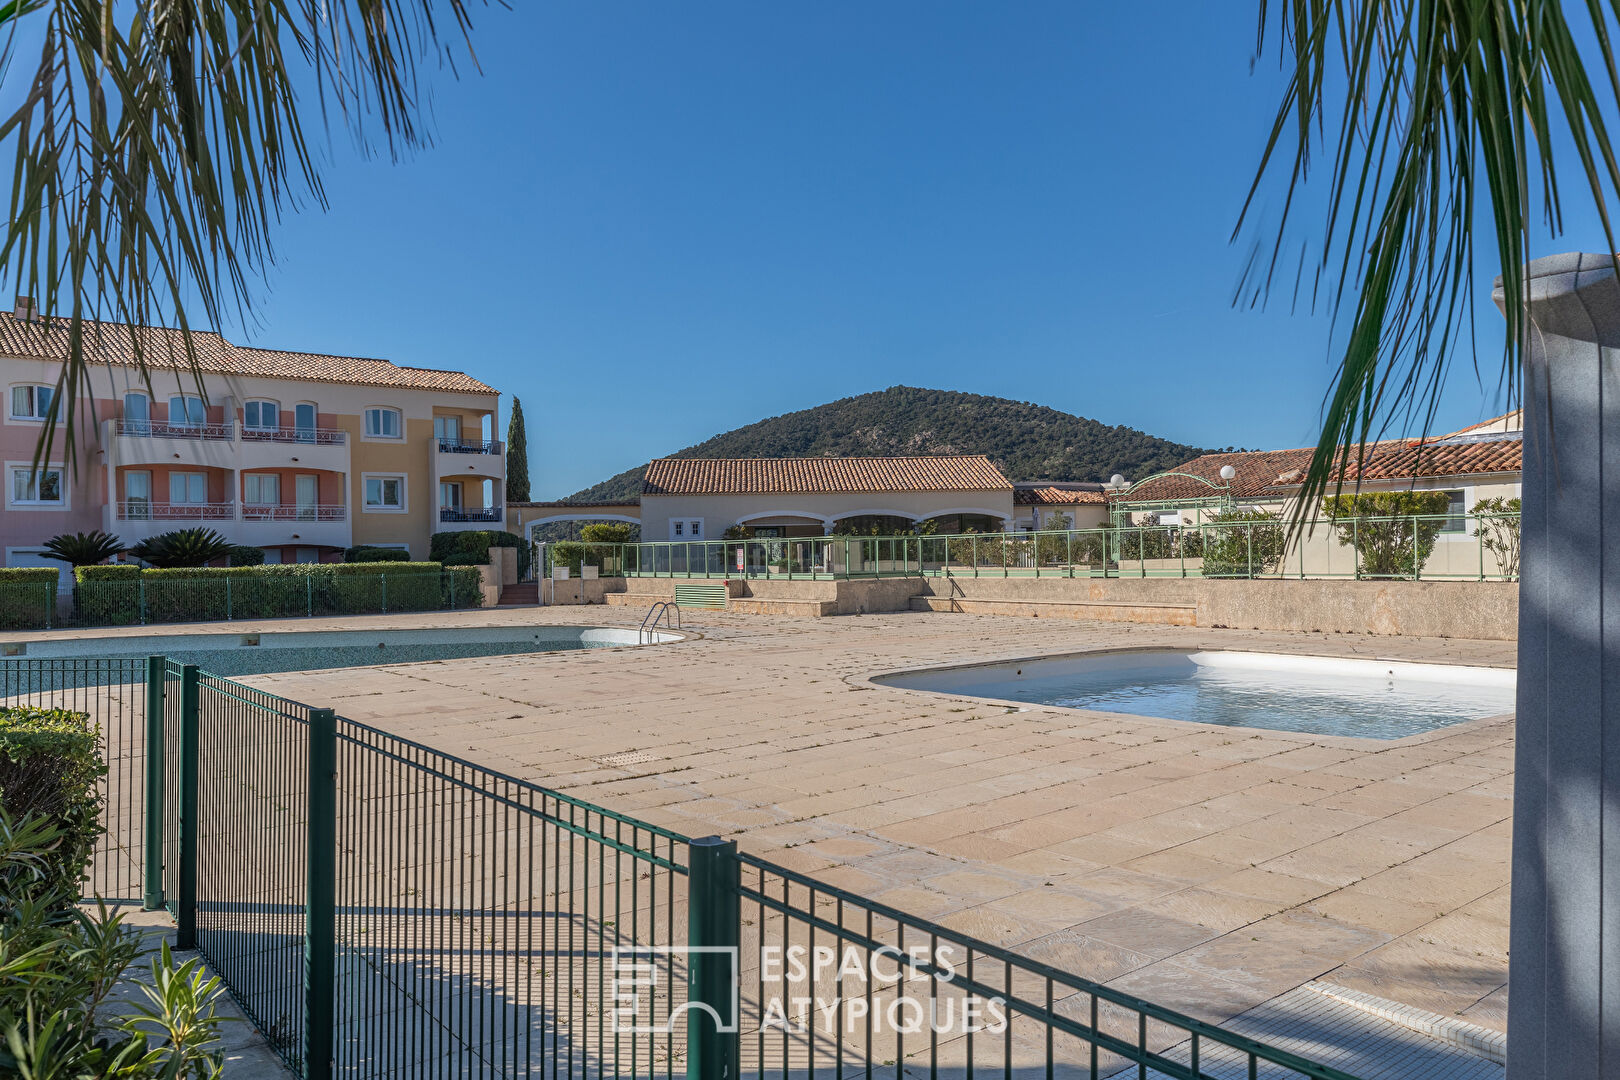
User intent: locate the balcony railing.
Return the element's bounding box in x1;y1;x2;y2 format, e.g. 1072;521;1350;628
436;437;501;455
116;420;234;440
116;501;236;521
241;427;347;445
241;503;348;522
439;506;503;523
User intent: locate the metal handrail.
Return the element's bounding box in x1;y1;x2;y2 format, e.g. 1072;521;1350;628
638;600;681;643
439;506;504;523
436;437;502;454
116;500;235;520
240;426;347;445
240;503;348;521
116;419;234;440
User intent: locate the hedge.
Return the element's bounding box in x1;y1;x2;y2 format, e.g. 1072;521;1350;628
431;529;529;578
0;706;102;900
344;545;411;563
74;564;142;626
0;568;59;630
70;563;484;624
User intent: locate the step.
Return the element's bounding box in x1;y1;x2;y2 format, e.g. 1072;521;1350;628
498;584;539;606
728;598;838;617
910;595;1195;625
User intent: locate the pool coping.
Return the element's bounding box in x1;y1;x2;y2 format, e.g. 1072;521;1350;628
851;642;1516;749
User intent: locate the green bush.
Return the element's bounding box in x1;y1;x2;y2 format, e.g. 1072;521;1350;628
0;811;229;1076
74;564;141;626
345;545;411;563
0;568;58;630
127;527;234;568
1324;491;1452;577
1474;496;1522;578
430;529;529;578
1200;509;1288;577
226;544;265;566
444;566;485;608
0;706;102;901
330;562;448;613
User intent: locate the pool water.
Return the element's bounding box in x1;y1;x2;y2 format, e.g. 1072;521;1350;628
876;650;1515;740
2;625;666;681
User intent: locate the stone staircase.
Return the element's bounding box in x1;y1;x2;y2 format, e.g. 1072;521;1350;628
498;582;539;606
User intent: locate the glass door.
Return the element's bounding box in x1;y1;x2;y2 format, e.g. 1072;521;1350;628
434;415;461;449
440;481;462;516
296;475;318;521
123;393;149;435
124;471;150;519
294;403;317;443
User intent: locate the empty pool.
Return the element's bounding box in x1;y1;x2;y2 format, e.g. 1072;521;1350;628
875;649;1515;739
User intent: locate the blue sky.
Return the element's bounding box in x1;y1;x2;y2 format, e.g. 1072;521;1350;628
234;3;1538;498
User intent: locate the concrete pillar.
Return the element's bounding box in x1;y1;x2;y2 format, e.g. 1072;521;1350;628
1498;252;1620;1080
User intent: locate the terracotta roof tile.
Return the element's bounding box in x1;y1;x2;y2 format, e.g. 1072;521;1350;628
1014;485;1108;506
642;455;1013;496
0;313;496;395
1120;447;1319;502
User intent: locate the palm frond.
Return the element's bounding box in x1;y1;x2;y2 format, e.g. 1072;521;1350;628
1240;0;1620;522
0;0;484;468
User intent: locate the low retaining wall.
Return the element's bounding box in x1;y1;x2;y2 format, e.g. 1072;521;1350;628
911;576;1517;640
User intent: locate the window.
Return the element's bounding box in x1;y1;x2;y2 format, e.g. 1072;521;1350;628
672;521;683;537
434;416;461;445
10;385;54;420
364;475;405;511
294;403;317;442
11;467;62;504
244;400;279;431
123;393;150;433
124;472;151;519
261;548;284;565
168;395;206;427
295;547;319;564
690;520;703;538
1441;489;1467;533
244;474;280;505
364;408;401;439
669;518;703;540
440;481;462;509
169;472;207;504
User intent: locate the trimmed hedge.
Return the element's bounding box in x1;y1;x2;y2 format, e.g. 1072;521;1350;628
74;564;142;626
431;529;529;578
344;545;411;563
0;706;102;900
71;563;485;624
0;568;59;630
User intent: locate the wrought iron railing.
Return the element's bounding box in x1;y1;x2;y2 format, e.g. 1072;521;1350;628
16;654;1368;1080
116;419;234;440
440;506;503;523
241;426;347;445
116;500;236;521
240;503;348;521
436;437;501;454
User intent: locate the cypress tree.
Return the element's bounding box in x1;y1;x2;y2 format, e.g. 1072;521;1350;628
505;397;531;502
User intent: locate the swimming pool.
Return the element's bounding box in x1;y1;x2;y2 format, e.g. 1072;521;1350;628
875;649;1515;739
1;624;675;680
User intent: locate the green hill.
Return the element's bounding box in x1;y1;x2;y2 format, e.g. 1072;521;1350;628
565;386;1210;502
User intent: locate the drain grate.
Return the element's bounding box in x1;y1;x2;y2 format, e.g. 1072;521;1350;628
597;750;658;767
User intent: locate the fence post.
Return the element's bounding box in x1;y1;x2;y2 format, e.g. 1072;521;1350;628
687;835;740;1080
226;577;232;621
304;707;338;1080
139;577;147;625
142;656;166;910
176;664;200;949
381;574;388;615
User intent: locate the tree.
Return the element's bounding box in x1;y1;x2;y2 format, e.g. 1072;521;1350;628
1323;492;1452;578
0;1;486;463
1474;496;1523;579
1200;509;1286;578
1244;4;1620;508
39;531;122;567
506;398;531;503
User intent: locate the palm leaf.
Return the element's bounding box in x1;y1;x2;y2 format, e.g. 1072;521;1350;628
1240;0;1620;523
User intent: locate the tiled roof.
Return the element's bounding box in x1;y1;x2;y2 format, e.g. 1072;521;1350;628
510;499;642;508
642;455;1013;496
1128;434;1521;503
1441;410;1521;438
1014;485;1108;506
0;313;496;395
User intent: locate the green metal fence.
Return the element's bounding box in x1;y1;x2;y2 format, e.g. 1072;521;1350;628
0;569;483;631
14;654;1369;1080
548;511;1521;584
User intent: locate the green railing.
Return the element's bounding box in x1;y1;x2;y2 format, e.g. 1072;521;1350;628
548;511;1521;583
0;569;483;631
10;654;1369;1080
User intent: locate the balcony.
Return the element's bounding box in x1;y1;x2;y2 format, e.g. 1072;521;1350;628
440;506;503;524
241;427;347;446
115;419;235;441
116;501;236;522
241;503;348;522
437;437;500;455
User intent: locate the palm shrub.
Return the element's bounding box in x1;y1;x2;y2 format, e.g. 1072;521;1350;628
128;528;234;568
1474;496;1523;579
40;531;123;567
1323;491;1452;578
1201;509;1287;578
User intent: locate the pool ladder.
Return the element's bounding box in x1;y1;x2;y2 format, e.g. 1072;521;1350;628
639;601;681;644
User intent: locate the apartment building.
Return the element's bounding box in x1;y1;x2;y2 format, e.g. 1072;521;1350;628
1;310;503;580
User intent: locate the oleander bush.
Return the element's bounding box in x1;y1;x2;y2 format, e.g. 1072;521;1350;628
1324;491;1452;578
1201;509;1288;577
0;568;59;630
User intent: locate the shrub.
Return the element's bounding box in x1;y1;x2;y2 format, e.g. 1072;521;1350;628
0;811;229;1076
1474;496;1522;578
0;706;102;901
0;568;58;630
431;529;529;578
1324;491;1452;577
226;544;265;567
74;564;142;626
579;522;633;544
40;530;123;566
1200;509;1287;577
345;545;410;563
128;527;234;568
444;566;485;608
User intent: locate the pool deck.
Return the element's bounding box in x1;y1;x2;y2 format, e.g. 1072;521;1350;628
27;608;1515;1046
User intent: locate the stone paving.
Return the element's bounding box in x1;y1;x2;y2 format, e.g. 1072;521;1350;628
40;604;1516;1051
